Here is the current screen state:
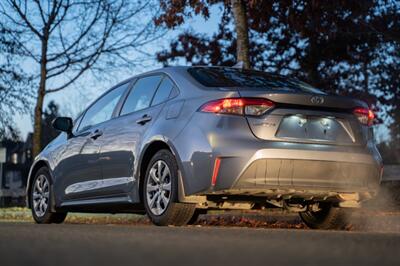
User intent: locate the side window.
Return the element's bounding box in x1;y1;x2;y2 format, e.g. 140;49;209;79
120;75;162;116
151;77;175;106
78;83;128;131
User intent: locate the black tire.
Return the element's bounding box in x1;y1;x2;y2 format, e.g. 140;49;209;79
143;149;196;226
299;203;350;230
30;167;67;224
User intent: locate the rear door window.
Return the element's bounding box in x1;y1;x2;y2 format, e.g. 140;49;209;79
120;75;162;115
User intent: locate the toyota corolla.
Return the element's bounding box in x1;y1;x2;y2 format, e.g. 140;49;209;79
27;66;383;229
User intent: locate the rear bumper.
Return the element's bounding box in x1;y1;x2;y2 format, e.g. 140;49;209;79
230;151;380;191
212;147;381;197
174;113;382;199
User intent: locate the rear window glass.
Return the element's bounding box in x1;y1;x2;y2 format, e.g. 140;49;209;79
188;67;324;94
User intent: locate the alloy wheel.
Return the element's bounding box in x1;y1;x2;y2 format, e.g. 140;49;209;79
146;160;172;215
32;174;50;217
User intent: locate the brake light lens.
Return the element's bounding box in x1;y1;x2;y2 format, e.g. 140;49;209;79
200;98;275;116
353;107;375;126
211;158;221;186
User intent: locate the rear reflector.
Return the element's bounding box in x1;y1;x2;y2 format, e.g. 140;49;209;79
200;98;274;116
211;158;221;186
353;107;375;126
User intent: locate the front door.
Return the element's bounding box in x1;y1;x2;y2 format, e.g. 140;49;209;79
54;126;103;201
54;83;128;202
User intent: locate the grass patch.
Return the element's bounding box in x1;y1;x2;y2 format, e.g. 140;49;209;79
0;207;149;224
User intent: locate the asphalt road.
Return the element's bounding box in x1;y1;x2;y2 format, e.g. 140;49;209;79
0;222;399;266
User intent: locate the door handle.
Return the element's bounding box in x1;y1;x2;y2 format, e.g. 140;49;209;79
90;129;103;140
136;115;152;125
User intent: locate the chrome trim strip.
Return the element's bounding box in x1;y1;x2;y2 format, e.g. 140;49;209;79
60;195;132;207
65;177;134;195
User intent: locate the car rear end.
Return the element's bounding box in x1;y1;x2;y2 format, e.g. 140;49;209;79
175;67;382;209
235;92;381;193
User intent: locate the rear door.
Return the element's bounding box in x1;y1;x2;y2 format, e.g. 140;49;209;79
98;74;176;197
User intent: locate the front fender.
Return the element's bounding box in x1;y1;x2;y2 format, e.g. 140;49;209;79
26;158;53;209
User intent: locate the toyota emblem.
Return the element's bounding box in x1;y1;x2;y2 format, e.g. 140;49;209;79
310;95;324;104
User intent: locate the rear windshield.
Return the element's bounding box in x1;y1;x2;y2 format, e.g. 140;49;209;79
188;67;324;94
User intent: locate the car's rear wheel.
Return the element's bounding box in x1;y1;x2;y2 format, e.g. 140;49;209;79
143;150;196;226
299;203;350;230
30;167;67;224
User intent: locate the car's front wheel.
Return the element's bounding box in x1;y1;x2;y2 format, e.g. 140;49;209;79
143;150;196;226
299;203;350;230
30;167;67;224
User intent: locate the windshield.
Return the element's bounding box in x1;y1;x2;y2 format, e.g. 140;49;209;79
188;67;325;94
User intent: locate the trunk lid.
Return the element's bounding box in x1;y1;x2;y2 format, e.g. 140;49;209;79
237;90;366;110
236;89;368;146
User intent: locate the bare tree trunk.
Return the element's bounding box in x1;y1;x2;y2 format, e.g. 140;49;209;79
231;0;250;69
305;2;321;88
307;35;320;87
32;39;47;157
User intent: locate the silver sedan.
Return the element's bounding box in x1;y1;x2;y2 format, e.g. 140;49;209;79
27;66;383;229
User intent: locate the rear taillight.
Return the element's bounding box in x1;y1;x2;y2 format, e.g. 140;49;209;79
200;98;274;116
353;107;375;126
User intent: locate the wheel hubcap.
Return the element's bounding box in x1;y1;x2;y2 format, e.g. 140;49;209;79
32;175;49;217
146;160;172;216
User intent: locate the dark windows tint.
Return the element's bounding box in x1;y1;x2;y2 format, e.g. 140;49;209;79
78;83;128;131
188;67;324;94
151;77;175;106
120;75;162;116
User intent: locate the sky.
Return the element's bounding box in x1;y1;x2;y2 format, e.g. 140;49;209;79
15;5;224;140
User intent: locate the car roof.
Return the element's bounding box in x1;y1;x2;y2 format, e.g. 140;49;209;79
139;65;241;76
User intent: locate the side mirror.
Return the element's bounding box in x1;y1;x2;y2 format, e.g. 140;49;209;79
52;117;73;134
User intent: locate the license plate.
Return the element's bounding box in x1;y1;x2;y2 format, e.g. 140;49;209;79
276;115;351;143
